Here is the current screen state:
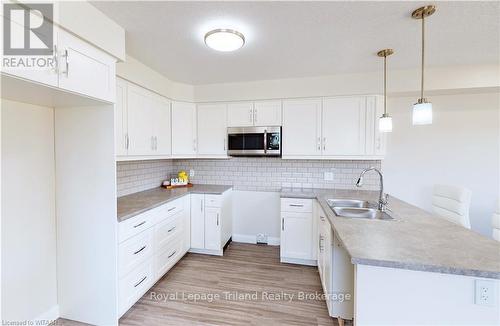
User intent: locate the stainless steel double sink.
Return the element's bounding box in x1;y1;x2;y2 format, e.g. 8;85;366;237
327;199;394;220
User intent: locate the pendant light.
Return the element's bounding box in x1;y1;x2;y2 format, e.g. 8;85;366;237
412;5;436;125
377;49;394;133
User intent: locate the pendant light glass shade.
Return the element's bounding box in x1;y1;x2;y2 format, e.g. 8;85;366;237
412;101;433;125
379;114;393;132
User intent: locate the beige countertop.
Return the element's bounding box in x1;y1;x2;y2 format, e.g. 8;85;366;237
117;185;233;222
281;188;500;279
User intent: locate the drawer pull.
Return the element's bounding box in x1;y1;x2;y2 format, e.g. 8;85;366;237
167;226;176;233
133;245;146;255
133;221;146;228
320;215;326;221
167;207;176;212
168;250;177;259
134;276;147;288
289;204;304;207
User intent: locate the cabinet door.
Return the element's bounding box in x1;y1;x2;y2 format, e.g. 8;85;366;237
282;98;322;157
190;194;205;250
2;22;58;87
197;103;227;156
322;222;332;295
204;207;221;251
151;94;172;156
115;78;128;156
227;102;254;127
172;101;197;156
322;97;366;156
57;29;116;102
127;84;154;156
280;212;313;260
254;100;282;126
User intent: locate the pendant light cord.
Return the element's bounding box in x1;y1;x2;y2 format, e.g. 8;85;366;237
421;15;425;101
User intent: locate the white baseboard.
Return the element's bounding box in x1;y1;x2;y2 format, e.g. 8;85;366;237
281;257;317;266
34;305;59;323
232;234;280;246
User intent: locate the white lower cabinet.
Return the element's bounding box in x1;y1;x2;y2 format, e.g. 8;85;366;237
190;190;232;256
117;195;190;317
280;198;316;265
315;200;354;321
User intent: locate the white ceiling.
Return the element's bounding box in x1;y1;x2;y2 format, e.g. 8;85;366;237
91;1;499;85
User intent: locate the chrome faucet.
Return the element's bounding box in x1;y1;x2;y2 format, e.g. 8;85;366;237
356;167;389;211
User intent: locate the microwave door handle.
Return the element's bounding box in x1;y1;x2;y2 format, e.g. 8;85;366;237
263;129;267;154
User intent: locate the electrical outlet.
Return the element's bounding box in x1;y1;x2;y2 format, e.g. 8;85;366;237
475;279;496;306
256;233;268;244
189;169;195;177
324;171;334;181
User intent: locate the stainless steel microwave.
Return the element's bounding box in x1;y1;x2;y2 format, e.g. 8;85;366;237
227;126;281;156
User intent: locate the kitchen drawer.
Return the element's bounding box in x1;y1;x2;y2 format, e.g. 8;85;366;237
204;194;222;207
118;258;154;317
155;198;184;223
155;212;184;250
119;210;155;243
119;228;154;277
156;233;184;279
281;198;313;213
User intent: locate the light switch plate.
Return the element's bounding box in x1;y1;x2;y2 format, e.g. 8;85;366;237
324;171;334;181
475;279;497;306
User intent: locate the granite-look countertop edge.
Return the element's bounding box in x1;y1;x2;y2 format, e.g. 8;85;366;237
280;188;500;280
118;185;233;222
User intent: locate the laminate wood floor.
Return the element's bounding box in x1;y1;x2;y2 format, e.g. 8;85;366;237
58;242;341;326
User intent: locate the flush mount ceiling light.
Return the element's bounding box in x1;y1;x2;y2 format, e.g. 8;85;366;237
412;5;436;125
377;48;394;133
204;29;245;52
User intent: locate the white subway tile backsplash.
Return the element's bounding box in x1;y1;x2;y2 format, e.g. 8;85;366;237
116;157;382;197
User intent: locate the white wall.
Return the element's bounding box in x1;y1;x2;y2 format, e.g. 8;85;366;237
117;55;194;101
193;65;499;102
231;191;281;245
383;92;500;237
1;99;57;321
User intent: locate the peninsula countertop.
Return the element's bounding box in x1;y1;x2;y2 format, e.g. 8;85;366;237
281;188;500;279
117;184;233;222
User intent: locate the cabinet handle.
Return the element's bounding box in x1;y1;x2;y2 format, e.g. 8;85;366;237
168;250;177;259
216;213;219;226
317;137;321;151
254;108;257;123
289;204;304;207
282;218;284;231
193;139;197;151
323;137;326;151
168;226;176;233
320;215;325;221
133;221;146;228
52;44;58;74
151;136;154;150
133;245;146;255
125;134;129;150
249;108;253;122
319;236;324;252
154;136;158;150
201;200;203;212
167;207;176;212
223;138;226;151
134;276;147;288
63;49;69;77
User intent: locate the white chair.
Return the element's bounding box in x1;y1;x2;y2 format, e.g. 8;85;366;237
492;200;500;241
432;184;472;229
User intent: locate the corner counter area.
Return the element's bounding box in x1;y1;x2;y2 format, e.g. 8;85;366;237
116;185;233;317
280;188;500;325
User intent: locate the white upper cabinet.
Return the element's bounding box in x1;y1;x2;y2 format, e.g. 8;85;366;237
282;98;322;157
322;97;366;156
172;101;197;157
151;94;172;156
115;79;128;156
197;103;227;157
227;102;254;127
253;100;282;126
57;29;116;102
126;84;155;156
227;100;282;127
365;96;387;156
